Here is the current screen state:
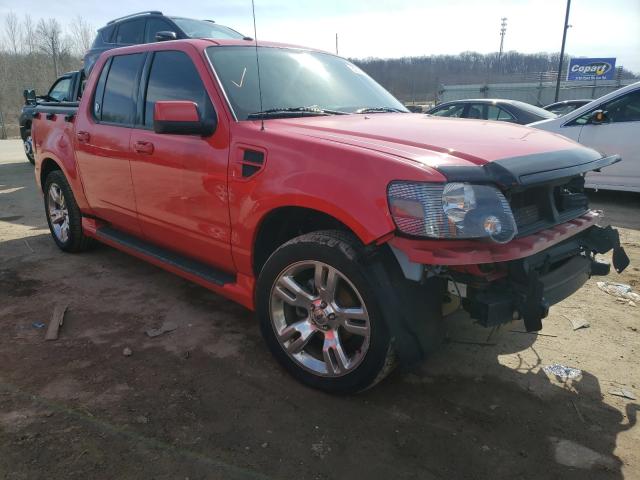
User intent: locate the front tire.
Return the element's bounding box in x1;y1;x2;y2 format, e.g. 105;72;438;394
256;230;395;394
44;170;93;252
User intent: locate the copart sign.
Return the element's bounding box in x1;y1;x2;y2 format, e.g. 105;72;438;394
567;58;616;81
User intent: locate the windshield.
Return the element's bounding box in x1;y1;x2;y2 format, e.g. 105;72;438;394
170;18;244;40
206;46;408;120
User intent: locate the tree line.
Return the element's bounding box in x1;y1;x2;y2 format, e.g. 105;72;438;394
351;51;637;103
0;12;90;134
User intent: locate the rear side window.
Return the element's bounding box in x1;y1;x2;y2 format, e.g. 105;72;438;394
115;19;145;44
432;104;465;118
100;53;145;125
146;18;174;43
143;50;210;127
486;105;515;122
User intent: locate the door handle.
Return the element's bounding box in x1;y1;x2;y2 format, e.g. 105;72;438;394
134;141;154;155
76;131;90;143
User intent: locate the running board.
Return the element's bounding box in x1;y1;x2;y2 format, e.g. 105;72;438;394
95;226;235;286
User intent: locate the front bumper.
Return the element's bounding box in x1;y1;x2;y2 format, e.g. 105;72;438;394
457;224;629;331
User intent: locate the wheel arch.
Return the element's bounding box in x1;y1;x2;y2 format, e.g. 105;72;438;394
252;206;364;276
40;157;63;192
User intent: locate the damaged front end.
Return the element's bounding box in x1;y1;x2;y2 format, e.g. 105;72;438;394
452;224;629;332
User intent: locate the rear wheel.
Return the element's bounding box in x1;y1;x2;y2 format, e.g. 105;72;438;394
44;170;93;252
257;231;395;394
23;131;34;164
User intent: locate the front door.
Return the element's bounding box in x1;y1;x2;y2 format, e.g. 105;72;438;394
74;53;146;236
578;89;640;190
129;48;234;271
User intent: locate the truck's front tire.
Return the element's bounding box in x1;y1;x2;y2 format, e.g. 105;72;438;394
256;230;395;394
44;170;93;252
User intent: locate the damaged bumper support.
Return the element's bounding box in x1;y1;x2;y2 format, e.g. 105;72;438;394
392;222;629;333
464;224;628;331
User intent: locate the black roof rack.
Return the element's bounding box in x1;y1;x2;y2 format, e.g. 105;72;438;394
107;11;163;25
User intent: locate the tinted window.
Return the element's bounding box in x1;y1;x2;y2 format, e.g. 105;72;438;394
144;51;209;127
146;18;174;43
486;105;515;122
431;104;465;118
116;19;145;44
101;53;144;125
93;61;110;118
170;18;243;39
574;90;640;125
48;77;71;101
602;90;640;123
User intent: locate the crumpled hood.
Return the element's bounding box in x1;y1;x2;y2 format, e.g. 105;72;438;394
266;113;589;169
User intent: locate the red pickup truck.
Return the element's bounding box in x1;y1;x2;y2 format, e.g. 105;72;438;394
32;38;628;393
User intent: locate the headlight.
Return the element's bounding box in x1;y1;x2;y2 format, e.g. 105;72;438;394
387;181;517;243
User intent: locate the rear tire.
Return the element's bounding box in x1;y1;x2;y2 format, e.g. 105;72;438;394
44;170;93;252
23;131;35;164
256;230;395;394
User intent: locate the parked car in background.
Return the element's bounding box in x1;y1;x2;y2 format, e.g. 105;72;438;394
427;99;556;125
19;70;84;164
543;99;592;116
84;11;246;73
531;82;640;192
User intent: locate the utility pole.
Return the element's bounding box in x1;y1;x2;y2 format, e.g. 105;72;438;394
498;17;507;73
335;33;339;55
554;0;571;102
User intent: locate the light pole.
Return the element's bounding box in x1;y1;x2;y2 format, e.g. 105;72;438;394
498;17;507;73
554;0;571;102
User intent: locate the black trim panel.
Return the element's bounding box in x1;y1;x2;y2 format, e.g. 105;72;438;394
438;148;621;188
96;226;235;286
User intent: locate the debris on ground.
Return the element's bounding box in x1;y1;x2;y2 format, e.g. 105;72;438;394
122;347;132;357
23;239;34;253
31;322;45;329
564;315;590;331
597;281;640;303
134;415;149;424
550;437;616;470
608;389;637;400
510;330;558;338
571;400;585;423
145;320;178;338
543;364;582;380
45;303;68;341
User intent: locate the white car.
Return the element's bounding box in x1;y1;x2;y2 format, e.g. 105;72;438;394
530;81;640;192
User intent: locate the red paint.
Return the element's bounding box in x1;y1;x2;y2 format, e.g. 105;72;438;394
33;39;600;311
154;101;200;122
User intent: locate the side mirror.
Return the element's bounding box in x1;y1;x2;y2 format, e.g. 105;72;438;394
155;31;177;42
590;109;608;125
153;101;216;136
23;89;36;104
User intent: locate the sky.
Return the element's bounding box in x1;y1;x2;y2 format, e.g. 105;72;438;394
1;0;639;73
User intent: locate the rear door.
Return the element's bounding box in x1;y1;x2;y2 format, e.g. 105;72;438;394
129;47;234;271
74;53;146;235
577;89;640;191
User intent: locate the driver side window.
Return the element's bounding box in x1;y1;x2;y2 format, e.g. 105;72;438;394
431;104;465;118
572;90;640;125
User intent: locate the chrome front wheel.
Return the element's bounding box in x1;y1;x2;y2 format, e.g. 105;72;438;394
270;260;372;377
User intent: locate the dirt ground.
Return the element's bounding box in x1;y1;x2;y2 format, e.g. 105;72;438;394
1;138;639;479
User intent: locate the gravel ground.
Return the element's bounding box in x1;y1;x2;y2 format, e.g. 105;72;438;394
1;139;639;479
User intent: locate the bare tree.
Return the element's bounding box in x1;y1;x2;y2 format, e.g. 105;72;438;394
22;14;37;55
36;18;65;76
68;16;93;57
4;12;21;55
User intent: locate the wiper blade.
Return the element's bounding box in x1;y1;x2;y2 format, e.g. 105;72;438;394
247;106;348;119
356;107;406;114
